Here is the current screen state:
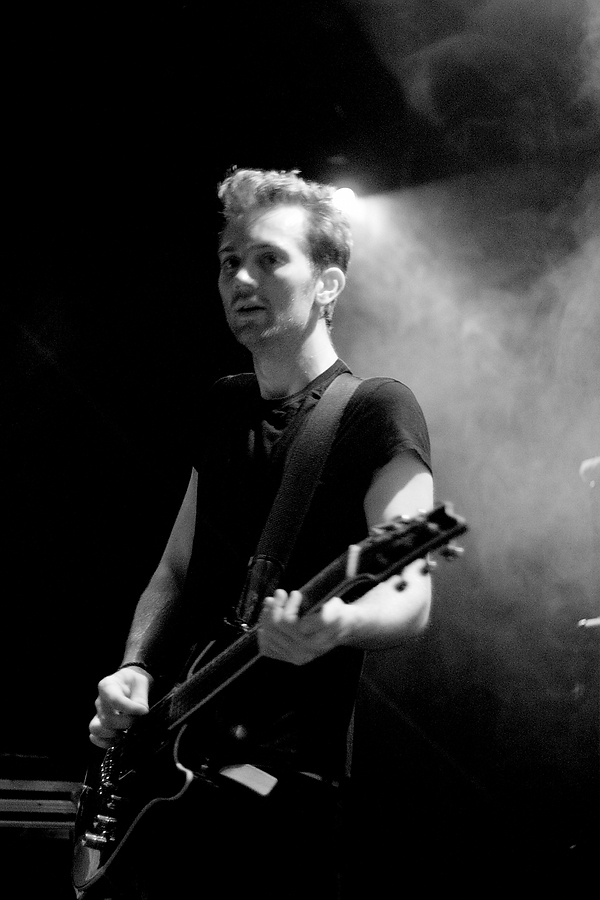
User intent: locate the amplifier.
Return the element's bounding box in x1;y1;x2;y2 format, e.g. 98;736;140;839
0;778;79;840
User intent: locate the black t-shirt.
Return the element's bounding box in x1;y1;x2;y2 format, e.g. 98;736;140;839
179;359;431;779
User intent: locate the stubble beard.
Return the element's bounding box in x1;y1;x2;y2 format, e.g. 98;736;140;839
234;313;304;354
232;285;318;353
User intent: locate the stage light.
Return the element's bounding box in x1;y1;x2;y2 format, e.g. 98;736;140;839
332;187;357;213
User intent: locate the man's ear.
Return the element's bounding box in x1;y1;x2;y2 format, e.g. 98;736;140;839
315;266;346;307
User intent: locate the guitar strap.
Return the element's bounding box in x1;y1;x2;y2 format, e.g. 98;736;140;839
234;371;361;627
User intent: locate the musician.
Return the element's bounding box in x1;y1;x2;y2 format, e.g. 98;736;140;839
87;168;434;898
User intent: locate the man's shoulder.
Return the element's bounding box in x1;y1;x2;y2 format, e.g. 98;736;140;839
205;372;259;405
193;373;259;431
350;375;422;409
342;376;429;443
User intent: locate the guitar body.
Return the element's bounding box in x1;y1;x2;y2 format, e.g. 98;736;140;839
72;654;290;897
73;648;327;896
72;723;194;897
73;504;467;897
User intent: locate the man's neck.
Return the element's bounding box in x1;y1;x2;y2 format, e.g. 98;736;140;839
252;328;338;399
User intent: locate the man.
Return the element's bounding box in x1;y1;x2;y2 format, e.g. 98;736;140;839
87;168;433;898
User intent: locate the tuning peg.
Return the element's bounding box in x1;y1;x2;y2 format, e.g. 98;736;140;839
420;559;438;575
440;544;464;560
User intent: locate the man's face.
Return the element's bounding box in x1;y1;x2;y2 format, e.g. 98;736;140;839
217;204;320;350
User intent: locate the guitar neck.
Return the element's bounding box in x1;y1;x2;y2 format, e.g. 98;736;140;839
143;504;466;736
148;547;357;735
167;628;261;729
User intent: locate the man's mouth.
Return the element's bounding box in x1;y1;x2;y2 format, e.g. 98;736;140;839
233;299;264;313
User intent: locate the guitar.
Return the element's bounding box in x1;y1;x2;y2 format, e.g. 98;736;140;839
72;503;467;897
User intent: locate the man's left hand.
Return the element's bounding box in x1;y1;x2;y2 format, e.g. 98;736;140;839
258;589;353;665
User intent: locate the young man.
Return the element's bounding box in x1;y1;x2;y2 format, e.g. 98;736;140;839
87;168;434;898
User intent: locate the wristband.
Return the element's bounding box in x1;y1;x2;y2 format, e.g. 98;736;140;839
118;661;156;680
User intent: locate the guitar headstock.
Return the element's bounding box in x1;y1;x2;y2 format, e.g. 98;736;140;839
297;503;468;613
347;503;467;580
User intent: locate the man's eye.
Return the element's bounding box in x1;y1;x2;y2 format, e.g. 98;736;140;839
220;257;238;272
260;252;280;269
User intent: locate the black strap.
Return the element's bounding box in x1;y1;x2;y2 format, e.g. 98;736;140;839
235;372;361;625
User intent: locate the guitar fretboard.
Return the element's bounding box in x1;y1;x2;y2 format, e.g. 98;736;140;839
167;629;260;728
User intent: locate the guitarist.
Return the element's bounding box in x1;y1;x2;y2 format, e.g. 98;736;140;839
87;168;434;898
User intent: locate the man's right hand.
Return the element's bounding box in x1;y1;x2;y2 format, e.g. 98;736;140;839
89;666;152;748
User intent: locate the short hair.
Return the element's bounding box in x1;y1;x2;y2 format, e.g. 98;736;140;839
218;167;352;267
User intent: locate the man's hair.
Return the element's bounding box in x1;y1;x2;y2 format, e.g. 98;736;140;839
217;168;353;328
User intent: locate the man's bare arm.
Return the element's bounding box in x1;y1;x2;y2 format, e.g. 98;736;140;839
120;468;198;666
259;451;434;664
89;469;198;747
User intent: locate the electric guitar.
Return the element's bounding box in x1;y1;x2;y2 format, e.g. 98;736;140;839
72;503;467;897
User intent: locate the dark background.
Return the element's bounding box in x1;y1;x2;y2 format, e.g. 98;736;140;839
4;2;599;896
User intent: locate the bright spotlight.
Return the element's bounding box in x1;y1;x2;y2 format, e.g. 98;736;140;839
332;187;357;213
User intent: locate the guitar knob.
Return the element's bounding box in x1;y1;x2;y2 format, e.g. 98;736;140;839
83;831;110;848
107;794;123;811
83;813;118;846
96;815;118;826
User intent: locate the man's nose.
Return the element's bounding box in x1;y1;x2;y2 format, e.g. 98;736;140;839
235;265;257;287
